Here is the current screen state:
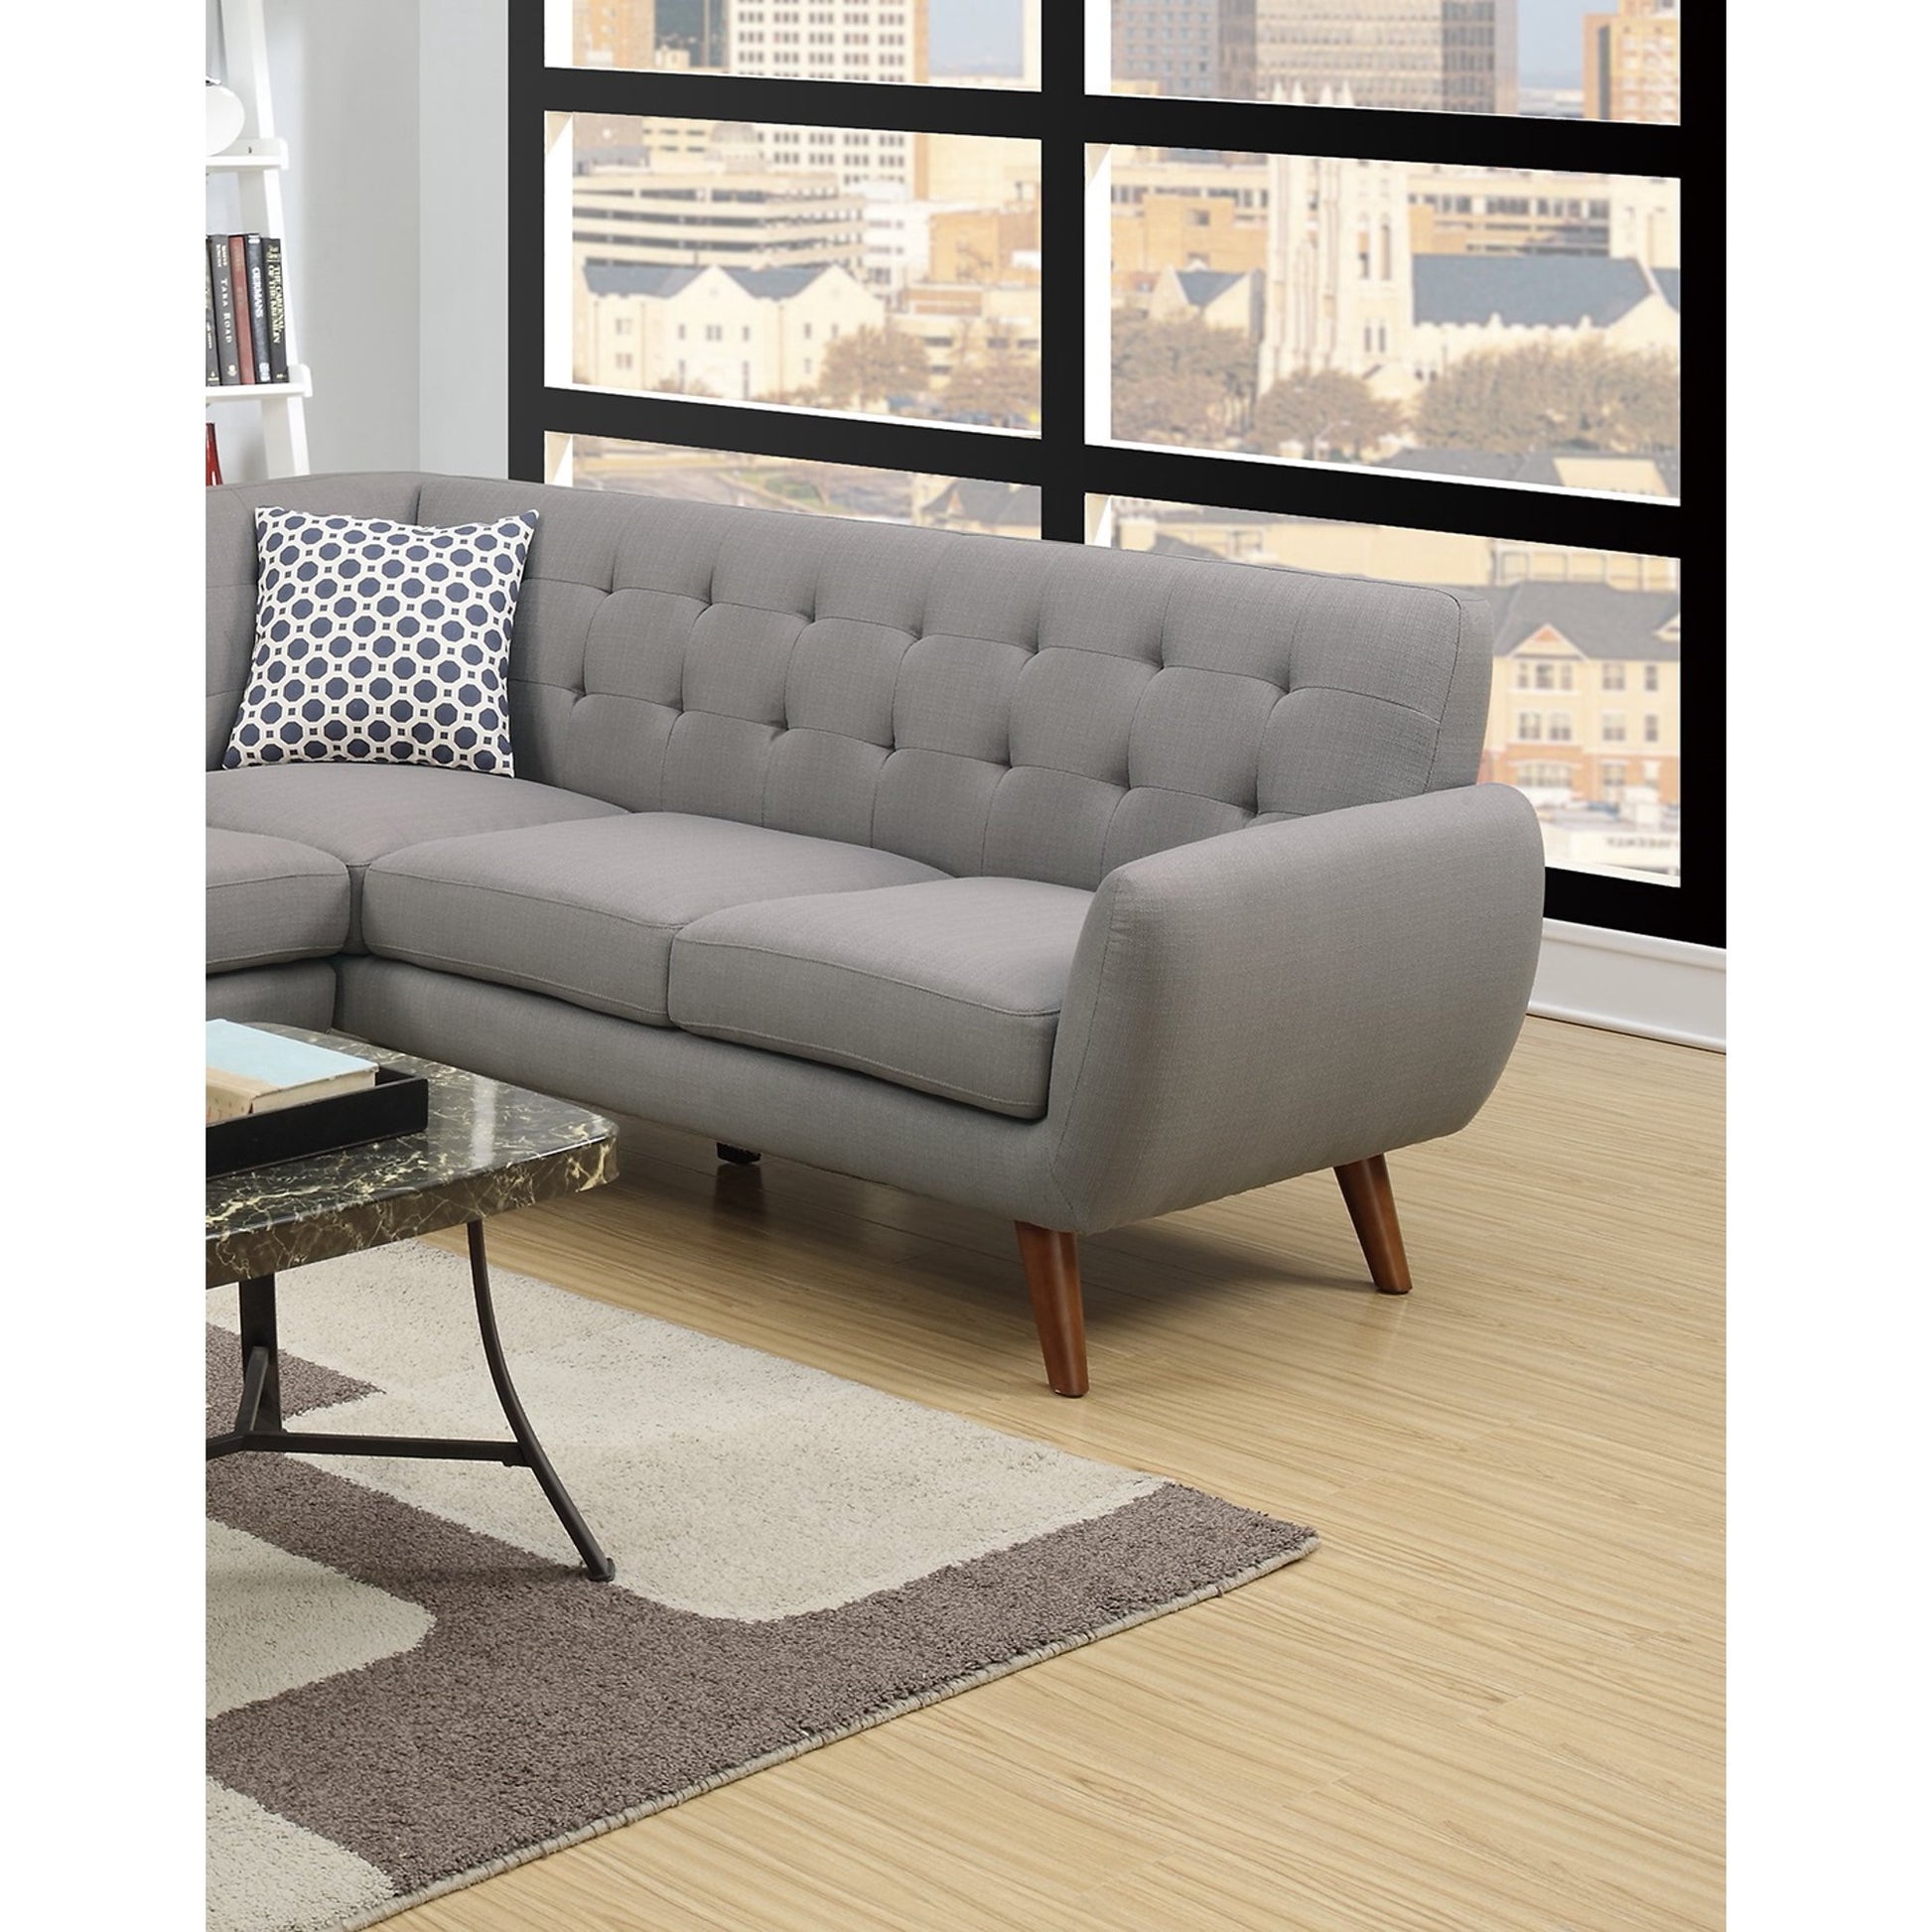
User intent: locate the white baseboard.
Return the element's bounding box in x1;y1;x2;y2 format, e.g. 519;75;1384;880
1530;918;1726;1052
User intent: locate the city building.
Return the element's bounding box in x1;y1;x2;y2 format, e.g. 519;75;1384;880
857;185;959;295
1258;152;1415;389
573;127;866;275
896;279;1041;391
1409;251;1680;370
656;0;727;66
1111;1;1258;101
574;112;718;170
1256;151;1679;393
1110;152;1676;297
1147;265;1264;334
928;205;1040;286
1409;167;1680;269
1255;0;1520;116
1111;152;1272;280
1584;0;1682;124
1484;581;1682;823
577;260;884;399
923;136;1040;213
729;1;931;194
574;0;656;69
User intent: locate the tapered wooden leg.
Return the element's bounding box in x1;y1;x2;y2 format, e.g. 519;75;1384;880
1015;1223;1089;1397
716;1144;761;1166
1334;1154;1414;1294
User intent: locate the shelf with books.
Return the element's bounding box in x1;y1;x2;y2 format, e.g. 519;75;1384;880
206;0;308;478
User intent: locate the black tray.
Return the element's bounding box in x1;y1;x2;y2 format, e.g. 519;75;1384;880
207;1064;431;1177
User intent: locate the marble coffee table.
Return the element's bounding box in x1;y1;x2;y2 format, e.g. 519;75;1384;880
207;1026;620;1581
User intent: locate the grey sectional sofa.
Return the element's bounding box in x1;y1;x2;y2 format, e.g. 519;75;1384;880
207;472;1545;1394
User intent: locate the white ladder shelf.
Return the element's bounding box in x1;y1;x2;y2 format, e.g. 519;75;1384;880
207;0;310;476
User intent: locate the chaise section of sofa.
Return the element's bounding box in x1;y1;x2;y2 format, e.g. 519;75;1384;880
206;472;1546;1394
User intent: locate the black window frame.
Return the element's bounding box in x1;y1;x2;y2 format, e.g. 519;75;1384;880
508;1;1721;950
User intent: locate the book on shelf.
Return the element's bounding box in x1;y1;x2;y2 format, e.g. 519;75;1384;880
207;234;241;384
206;1020;377;1123
262;236;289;382
204;250;221;387
226;234;256;384
242;234;272;384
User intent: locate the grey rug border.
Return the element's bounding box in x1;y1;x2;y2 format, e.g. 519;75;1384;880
326;1529;1318;1932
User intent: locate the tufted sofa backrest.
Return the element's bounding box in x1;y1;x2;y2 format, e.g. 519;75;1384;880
208;473;1493;889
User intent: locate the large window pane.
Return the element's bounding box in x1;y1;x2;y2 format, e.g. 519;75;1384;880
1110;2;1681;125
568;1;1040;89
1091;497;1681;886
569;114;1041;428
1108;149;1679;497
563;434;1042;533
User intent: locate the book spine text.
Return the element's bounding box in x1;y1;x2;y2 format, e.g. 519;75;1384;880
207;235;241;384
243;235;272;384
227;234;256;385
262;236;289;384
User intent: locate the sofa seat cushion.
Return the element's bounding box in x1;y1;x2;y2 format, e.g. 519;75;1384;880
361;812;947;1028
207;828;350;972
668;877;1094;1120
206;765;624;948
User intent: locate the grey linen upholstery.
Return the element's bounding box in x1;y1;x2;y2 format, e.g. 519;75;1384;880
671;878;1093;1120
1041;786;1546;1229
206;828;349;971
340;789;1543;1233
208;473;1543;1376
362;813;945;1028
205;765;622;948
368;476;1493;890
207;961;338;1031
339;957;1077;1228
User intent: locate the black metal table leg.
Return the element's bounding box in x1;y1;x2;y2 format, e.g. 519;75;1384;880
465;1219;617;1582
206;1229;616;1582
236;1275;282;1433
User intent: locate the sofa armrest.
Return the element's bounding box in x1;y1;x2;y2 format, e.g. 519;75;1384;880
1041;784;1545;1232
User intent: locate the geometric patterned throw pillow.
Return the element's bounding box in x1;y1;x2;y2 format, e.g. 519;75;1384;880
220;507;539;774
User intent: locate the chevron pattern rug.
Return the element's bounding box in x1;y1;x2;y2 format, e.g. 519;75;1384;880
206;1241;1317;1931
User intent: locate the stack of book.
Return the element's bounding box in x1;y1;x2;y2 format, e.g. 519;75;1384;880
205;232;290;387
207;1020;374;1123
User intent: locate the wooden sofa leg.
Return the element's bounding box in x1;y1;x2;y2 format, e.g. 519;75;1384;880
1334;1155;1413;1295
716;1144;761;1166
1015;1224;1089;1397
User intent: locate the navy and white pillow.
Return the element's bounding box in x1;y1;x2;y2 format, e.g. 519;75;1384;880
221;508;539;774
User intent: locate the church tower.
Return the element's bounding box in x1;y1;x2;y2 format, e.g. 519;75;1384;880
1258;117;1415;397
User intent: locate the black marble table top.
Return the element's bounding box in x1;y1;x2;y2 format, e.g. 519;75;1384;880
207;1026;618;1288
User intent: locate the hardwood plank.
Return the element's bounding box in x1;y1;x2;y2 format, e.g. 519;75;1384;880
388;1017;1724;1930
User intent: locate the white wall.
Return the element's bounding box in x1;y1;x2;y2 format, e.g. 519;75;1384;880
207;0;507;484
419;0;509;476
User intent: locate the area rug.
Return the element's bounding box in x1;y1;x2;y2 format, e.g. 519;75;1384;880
206;1241;1317;1932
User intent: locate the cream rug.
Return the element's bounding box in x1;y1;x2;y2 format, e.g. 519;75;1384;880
206;1241;1317;1931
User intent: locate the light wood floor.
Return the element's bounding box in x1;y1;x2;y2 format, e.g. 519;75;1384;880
400;1016;1724;1931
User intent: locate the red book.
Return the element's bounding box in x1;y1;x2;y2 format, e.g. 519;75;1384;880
227;235;256;384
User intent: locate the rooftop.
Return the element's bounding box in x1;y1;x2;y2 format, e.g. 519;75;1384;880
1173;269;1252;310
1413;253;1661;330
1375;447;1683;497
1489;581;1682;662
584;263;839;302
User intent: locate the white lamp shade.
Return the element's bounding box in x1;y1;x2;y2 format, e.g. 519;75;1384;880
206;82;246;156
